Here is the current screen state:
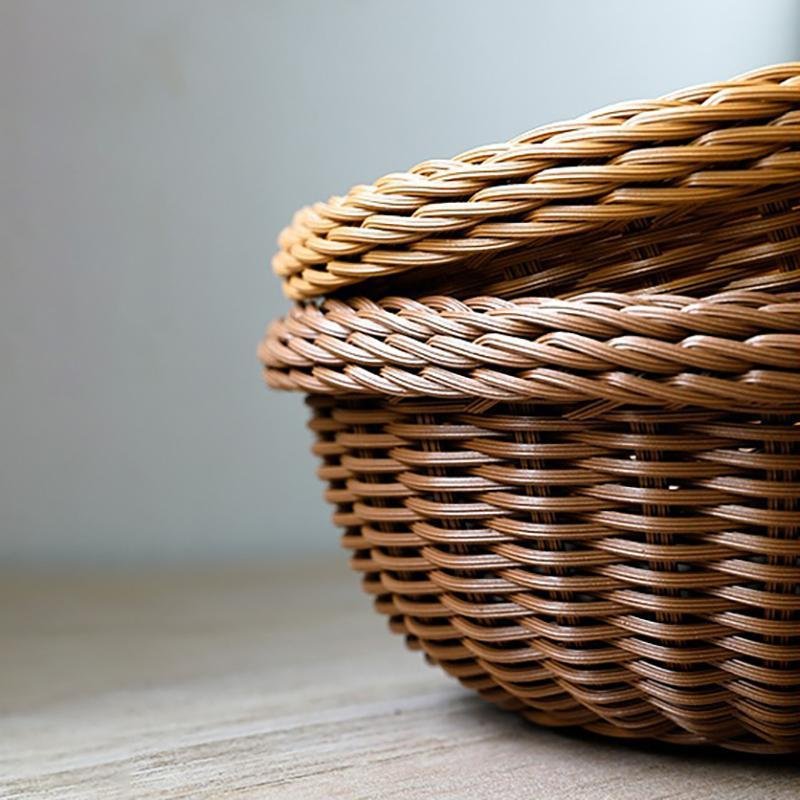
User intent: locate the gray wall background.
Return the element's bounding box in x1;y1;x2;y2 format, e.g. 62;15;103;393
2;0;799;564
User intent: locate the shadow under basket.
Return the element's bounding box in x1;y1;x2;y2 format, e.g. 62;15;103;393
263;63;800;752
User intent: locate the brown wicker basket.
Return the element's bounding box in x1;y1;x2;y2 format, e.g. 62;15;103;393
261;64;800;753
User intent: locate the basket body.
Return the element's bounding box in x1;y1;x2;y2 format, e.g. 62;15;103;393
309;394;800;753
263;63;800;752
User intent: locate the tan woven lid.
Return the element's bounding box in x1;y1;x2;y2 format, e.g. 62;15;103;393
273;63;800;300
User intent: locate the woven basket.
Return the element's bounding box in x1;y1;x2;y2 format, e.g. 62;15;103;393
261;64;800;753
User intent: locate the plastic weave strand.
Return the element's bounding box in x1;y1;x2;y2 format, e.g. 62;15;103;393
262;64;800;752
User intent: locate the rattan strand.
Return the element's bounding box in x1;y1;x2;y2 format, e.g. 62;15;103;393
263;64;800;752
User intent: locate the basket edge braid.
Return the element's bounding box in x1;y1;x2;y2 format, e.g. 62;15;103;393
260;290;800;413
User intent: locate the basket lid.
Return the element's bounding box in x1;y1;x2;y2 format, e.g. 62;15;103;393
273;63;800;301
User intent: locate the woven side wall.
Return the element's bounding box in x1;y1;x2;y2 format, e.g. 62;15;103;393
307;395;800;753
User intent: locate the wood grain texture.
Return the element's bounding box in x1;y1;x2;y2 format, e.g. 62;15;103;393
1;562;797;799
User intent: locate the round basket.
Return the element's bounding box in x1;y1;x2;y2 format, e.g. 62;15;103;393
262;64;800;753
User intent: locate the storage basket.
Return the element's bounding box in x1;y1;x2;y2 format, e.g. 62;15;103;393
261;64;800;752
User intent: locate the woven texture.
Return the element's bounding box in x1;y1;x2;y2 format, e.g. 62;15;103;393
262;64;800;752
262;291;800;409
274;63;800;301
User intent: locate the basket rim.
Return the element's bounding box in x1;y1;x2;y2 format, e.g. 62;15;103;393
272;62;800;301
260;289;800;412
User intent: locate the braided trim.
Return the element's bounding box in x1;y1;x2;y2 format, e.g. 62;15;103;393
259;291;800;410
273;63;800;299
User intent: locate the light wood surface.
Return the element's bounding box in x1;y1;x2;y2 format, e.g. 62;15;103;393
1;561;797;799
